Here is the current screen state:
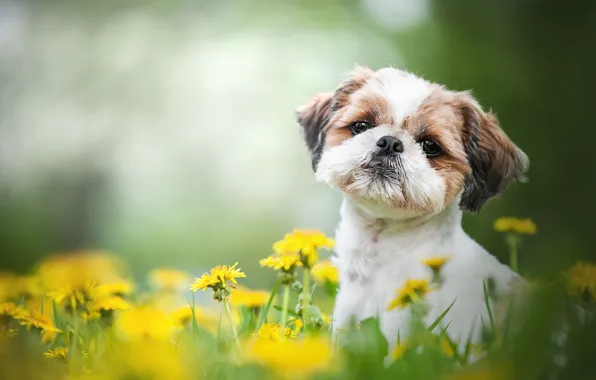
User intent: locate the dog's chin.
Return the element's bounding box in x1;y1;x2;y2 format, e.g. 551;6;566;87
317;156;446;215
342;158;408;207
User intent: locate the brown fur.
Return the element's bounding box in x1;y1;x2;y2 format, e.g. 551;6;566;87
325;92;392;147
454;92;529;211
405;90;472;205
296;67;374;167
298;67;528;212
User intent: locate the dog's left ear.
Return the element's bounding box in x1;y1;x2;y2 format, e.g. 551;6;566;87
296;92;333;170
457;93;529;212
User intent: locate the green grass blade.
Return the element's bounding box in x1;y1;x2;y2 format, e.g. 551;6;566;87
257;279;280;328
185;294;201;339
427;298;457;332
462;321;477;364
441;321;452;334
483;280;496;334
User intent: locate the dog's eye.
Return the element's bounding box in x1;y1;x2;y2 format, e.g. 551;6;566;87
350;121;373;135
421;140;442;157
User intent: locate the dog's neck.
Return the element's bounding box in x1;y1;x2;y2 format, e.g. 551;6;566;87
343;196;462;233
336;197;464;263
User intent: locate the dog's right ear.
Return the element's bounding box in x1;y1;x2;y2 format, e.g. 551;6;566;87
297;66;375;171
296;92;333;171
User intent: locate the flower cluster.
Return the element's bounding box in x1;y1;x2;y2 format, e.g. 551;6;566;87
493;217;537;273
190;262;246;301
567;261;596;303
3;219;596;380
273;229;335;268
387;278;432;311
493;217;537;235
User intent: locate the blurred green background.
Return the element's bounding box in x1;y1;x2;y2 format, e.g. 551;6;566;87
1;0;594;287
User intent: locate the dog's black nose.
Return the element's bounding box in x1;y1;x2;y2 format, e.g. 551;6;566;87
376;136;404;155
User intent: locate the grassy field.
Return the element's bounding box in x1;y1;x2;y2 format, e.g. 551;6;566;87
0;219;594;380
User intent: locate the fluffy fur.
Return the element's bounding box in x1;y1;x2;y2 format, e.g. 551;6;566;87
296;66;529;348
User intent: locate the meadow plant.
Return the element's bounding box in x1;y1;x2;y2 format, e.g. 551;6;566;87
0;222;594;380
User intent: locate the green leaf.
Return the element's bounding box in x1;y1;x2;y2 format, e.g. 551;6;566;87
428;298;457;332
342;317;388;373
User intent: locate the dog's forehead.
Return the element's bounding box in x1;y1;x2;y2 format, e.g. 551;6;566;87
361;68;436;126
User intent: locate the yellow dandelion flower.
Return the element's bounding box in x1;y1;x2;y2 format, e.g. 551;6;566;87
36;251;127;291
89;295;131;312
257;323;283;341
44;347;69;361
273;229;335;267
493;217;537;235
230;285;270;308
92;280;135;297
100;341;191;380
256;322;300;341
422;257;450;272
291;318;303;332
116;307;175;340
190;262;246;292
171;306;194;327
0;302;28;320
311;260;339;285
148;269;191;292
259;253;303;272
387;279;432;310
244;336;333;376
567;261;596;302
46;282;95;311
17;310;61;333
189;274;218;292
14;275;42;299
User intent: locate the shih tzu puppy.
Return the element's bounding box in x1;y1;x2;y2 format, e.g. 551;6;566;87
296;66;529;348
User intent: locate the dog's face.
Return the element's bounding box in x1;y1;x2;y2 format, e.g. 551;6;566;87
297;67;528;214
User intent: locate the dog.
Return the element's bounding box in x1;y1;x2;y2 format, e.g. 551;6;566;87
296;66;529;349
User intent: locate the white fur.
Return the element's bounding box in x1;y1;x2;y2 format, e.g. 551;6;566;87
331;198;521;348
315;70;445;211
311;68;523;351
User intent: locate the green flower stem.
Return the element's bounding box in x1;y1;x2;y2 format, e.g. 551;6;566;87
68;316;81;375
506;233;519;273
280;284;291;337
223;299;242;352
302;268;312;325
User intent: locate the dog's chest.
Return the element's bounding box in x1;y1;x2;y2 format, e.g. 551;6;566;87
332;224;438;328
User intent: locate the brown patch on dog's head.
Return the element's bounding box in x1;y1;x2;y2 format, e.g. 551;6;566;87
395;88;528;210
404;90;472;205
296;66;374;169
454;92;529;211
297;66;528;214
